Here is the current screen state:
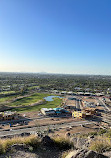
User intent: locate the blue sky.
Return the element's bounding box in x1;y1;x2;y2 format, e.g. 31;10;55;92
0;0;111;75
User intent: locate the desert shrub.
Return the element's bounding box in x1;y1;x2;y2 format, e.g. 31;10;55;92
24;135;40;148
0;140;4;154
98;129;107;135
61;150;72;158
89;137;111;153
53;137;73;150
79;131;98;138
105;129;111;138
0;135;39;154
88;131;98;136
2;137;23;152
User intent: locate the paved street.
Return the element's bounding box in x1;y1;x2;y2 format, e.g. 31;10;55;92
98;97;110;111
0;120;95;138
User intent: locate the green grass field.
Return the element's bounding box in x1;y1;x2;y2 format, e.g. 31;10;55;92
0;95;19;103
0;91;15;95
11;97;62;113
28;86;39;90
0;92;62;113
9;93;50;107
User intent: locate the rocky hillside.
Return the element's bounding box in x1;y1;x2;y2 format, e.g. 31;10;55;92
0;134;111;158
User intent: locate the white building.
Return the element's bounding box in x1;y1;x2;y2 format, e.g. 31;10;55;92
41;108;55;115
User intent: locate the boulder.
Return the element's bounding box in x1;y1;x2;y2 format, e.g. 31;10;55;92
71;137;94;149
76;138;88;149
41;135;54;146
88;135;94;139
103;151;111;158
66;132;71;137
71;137;77;147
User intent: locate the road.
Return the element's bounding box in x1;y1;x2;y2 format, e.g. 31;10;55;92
96;97;111;125
79;99;83;109
98;97;110;111
76;99;80;109
0;120;95;138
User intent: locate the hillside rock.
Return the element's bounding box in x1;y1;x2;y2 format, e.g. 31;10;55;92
65;149;109;158
41;135;54;146
103;151;111;158
7;144;30;152
71;137;94;149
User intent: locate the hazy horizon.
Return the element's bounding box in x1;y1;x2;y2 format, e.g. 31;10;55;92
0;0;111;75
0;71;111;77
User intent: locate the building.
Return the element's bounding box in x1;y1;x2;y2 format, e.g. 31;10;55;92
95;93;104;96
3;111;19;120
67;91;73;95
41;108;69;116
51;90;59;94
72;107;96;119
61;91;67;95
41;108;55;116
72;111;86;118
64;105;76;110
53;108;69;114
77;92;84;95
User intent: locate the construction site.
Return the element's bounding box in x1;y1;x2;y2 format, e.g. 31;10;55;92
0;111;19;121
62;96;99;119
0;94;110;139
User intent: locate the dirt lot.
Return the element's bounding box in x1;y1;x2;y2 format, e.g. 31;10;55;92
82;97;98;103
51;123;99;138
0;116;83;131
63;97;76;106
21;111;40;118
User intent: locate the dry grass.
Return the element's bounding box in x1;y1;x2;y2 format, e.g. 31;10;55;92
0;135;40;154
89;136;111;153
0;135;73;156
53;137;73;150
61;150;72;158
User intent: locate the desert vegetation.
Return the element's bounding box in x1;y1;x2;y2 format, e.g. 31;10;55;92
89;129;111;153
0;135;39;154
0;135;73;157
